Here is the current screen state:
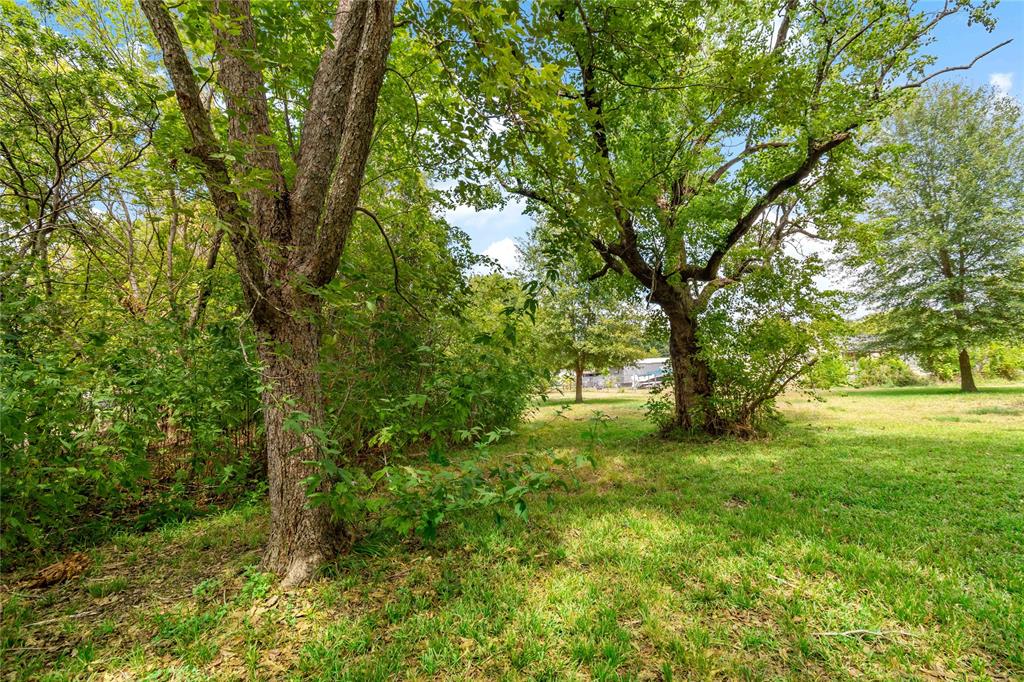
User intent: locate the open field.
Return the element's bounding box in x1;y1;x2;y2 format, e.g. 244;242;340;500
2;385;1022;680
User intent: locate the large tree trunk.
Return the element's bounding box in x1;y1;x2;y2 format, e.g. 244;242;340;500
142;0;395;586
574;358;584;403
256;301;341;586
666;311;717;433
958;347;978;393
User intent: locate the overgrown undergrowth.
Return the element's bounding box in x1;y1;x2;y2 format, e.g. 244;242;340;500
2;385;1022;680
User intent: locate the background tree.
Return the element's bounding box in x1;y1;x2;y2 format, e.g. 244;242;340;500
539;287;650;404
0;0;157;297
522;229;649;403
839;84;1024;392
424;0;1006;434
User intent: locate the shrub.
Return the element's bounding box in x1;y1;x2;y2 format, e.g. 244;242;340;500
319;268;545;458
854;355;928;387
0;279;260;565
642;379;674;433
916;349;960;381
686;258;846;435
304;419;598;544
801;353;850;389
916;344;1023;382
978;343;1024;380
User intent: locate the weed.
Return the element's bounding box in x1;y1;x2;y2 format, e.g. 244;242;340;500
86;577;128;598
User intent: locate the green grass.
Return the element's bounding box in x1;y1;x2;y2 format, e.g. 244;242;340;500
2;386;1022;680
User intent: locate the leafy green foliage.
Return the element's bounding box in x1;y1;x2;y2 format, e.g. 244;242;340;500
839;84;1024;377
0;0;550;566
919;342;1024;382
854;356;928;388
802;354;850;390
319;254;546;457
642;380;675;434
303;417;597;546
978;343;1024;381
0;271;260;562
690;257;846;433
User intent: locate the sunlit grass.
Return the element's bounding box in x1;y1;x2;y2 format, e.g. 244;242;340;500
2;385;1022;680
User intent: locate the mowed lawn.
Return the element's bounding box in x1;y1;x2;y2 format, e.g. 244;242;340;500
2;386;1022;680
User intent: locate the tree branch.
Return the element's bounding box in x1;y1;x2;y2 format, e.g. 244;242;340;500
289;0;370;248
187;229;224;330
354;206;426;320
700;131;851;280
706;141;792;186
586;259;623;281
772;0;797;53
211;0;288;244
499;179;558;209
305;0;396;286
140;0;270;321
899;39;1011;90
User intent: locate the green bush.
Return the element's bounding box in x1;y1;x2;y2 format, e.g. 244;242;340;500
1;221;546;563
802;353;850;389
916;350;959;381
854;355;928;387
916;344;1023;382
304;417;599;544
686;258;846;434
318;264;545;458
978;343;1024;380
0;278;260;565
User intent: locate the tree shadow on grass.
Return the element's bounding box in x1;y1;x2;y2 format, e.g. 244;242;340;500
364;419;1024;678
835;384;1024;397
559;427;1024;670
7;402;1022;680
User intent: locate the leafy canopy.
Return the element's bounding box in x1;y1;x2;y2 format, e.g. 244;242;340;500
839;84;1024;355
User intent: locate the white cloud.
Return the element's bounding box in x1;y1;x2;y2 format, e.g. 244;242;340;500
989;72;1014;97
443;196;529;235
481;237;522;273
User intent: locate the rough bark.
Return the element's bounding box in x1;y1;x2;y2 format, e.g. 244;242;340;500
574;358;584;403
257;295;341;586
958;348;978;392
141;0;395;586
666;312;717;433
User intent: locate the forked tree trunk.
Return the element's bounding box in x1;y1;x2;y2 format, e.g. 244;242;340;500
141;0;396;586
958;348;978;393
574;359;584;403
666;312;717;433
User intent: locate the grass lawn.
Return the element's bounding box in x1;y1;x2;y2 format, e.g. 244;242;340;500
2;385;1022;680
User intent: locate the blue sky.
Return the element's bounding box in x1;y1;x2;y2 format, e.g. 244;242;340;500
445;1;1024;271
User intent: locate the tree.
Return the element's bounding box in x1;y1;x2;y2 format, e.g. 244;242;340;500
140;0;396;585
539;279;650;403
0;0;157;297
840;84;1024;392
522;231;649;403
424;0;1006;434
